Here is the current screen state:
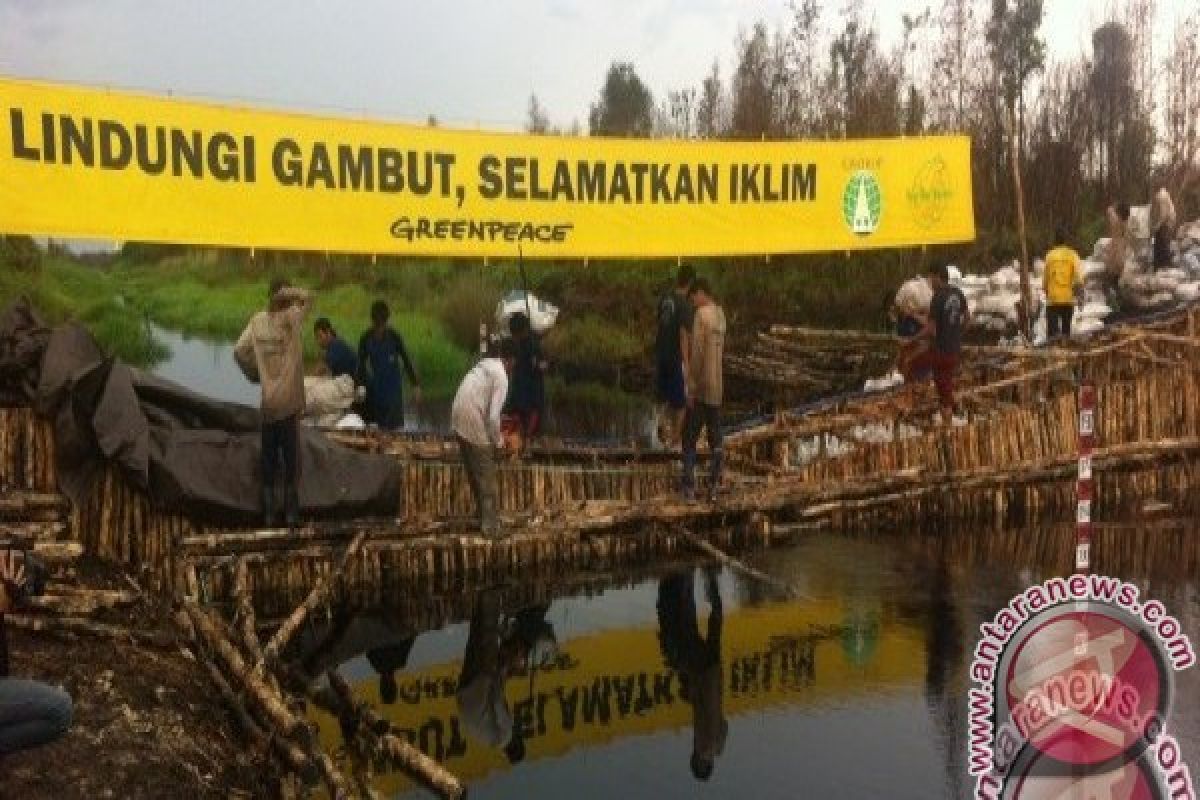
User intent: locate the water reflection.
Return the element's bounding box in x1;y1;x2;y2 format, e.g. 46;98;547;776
293;522;1200;799
455;590;555;765
656;569;727;783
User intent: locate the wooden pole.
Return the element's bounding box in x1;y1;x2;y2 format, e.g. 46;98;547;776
260;531;368;666
1007;101;1034;340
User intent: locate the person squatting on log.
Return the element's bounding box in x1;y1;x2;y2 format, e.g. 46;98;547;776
903;265;970;425
313;317;359;379
1105;202;1131;279
503;312;547;448
657;568;727;782
357;300;422;431
1044;226;1083;339
455;589;554;765
1150;186;1177;273
682;279;726;504
0;549;72;757
451;338;515;535
891;274;932;377
655;263;696;449
234;278;313;528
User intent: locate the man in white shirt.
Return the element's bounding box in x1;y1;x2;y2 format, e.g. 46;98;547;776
451;339;515;535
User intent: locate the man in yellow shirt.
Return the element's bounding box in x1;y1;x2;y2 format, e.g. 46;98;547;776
1043;226;1083;339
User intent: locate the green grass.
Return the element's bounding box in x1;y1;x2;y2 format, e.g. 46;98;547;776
0;253;167;365
110;256;472;392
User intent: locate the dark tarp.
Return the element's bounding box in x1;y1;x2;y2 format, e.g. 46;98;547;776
1;297;400;524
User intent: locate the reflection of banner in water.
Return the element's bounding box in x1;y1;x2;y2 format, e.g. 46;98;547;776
311;601;924;791
0;76;974;257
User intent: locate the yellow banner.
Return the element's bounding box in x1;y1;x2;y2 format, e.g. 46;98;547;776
0;76;975;258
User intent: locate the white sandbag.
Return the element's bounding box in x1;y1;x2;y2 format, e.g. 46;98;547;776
1181;253;1200;278
1081;259;1108;280
863;369;904;393
304;374;356;416
1093;237;1111;260
1033;258;1045;276
1174;282;1200;302
989;265;1021;291
495;290;559;334
947;265;963;287
960;274;990;290
1128;205;1152;239
1080;301;1112;318
975;292;1020;317
1073;317;1105;336
335;412;366;430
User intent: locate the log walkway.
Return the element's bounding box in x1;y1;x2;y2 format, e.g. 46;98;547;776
4;304;1200;797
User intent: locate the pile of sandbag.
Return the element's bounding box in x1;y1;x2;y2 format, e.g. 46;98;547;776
304;374;356;417
1105;210;1200;312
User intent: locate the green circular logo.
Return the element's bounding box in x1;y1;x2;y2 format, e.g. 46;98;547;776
843;170;883;236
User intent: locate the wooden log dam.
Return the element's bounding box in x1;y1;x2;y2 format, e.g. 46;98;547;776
4;304;1200;796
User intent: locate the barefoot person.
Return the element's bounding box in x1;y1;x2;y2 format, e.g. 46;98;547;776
451;339;515;536
681;279;726;503
903;265;969;425
0;549;72;756
234;279;312;528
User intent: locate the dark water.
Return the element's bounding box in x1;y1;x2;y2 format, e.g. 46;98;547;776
146;325;653;442
294;525;1200;799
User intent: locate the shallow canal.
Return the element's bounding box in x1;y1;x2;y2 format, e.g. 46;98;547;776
292;525;1200;798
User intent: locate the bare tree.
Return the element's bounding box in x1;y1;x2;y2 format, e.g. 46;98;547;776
588;62;656;137
696;61;726;139
731;22;776;138
929;0;982;132
526;94;551;134
1163;12;1199;196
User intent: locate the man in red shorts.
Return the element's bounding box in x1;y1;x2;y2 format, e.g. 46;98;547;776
903;265;970;425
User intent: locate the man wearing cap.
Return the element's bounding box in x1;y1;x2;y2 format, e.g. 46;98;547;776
234;278;312;527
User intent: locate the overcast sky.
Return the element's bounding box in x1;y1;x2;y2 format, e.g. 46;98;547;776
0;0;1191;131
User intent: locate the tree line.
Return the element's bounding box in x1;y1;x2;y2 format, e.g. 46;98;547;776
533;0;1199;256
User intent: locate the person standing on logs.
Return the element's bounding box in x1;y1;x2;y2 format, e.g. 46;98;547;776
682;279;726;504
655;263;695;448
1150;186;1177;273
902;265;969;426
451;339;515;536
357;300;421;431
234;278;312;528
1043;226;1083;339
890;274;932;378
657;568;727;783
313;318;358;379
0;549;72;757
503;312;547;451
1104;203;1131;280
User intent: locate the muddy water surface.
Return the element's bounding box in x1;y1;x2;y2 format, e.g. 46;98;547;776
293;524;1200;799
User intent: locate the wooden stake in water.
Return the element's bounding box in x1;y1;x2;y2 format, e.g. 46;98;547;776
1075;382;1096;573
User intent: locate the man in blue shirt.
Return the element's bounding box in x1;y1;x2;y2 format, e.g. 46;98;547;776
313;318;358;379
